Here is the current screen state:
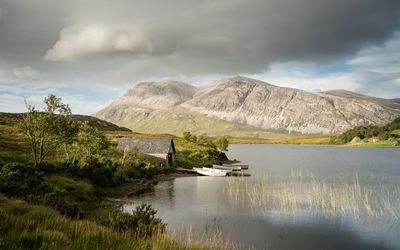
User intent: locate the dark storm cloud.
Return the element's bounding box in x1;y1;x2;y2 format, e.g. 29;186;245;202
0;0;400;81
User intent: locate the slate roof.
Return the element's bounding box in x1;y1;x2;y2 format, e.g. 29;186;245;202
118;138;175;154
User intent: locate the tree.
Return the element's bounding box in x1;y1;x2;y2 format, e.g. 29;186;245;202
76;122;109;156
183;131;192;141
215;136;229;151
17;94;78;166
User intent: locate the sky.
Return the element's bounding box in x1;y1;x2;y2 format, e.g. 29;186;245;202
1;0;400;115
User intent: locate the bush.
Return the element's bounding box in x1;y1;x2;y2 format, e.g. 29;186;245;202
0;162;42;196
107;203;165;238
112;158;158;184
175;149;227;168
42;186;80;217
75;155;116;187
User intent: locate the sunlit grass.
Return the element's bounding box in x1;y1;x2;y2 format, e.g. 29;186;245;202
0;195;249;250
167;224;254;250
224;170;400;219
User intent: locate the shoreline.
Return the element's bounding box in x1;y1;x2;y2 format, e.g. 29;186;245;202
229;142;400;148
104;171;197;199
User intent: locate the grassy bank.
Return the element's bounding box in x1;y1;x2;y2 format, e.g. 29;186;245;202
0;194;231;250
0;110;232;249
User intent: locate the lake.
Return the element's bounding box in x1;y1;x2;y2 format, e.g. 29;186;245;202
123;145;400;250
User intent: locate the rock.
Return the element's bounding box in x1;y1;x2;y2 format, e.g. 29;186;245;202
369;137;380;143
351;136;362;144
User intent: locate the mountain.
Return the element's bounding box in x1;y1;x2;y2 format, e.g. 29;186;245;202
95;76;400;135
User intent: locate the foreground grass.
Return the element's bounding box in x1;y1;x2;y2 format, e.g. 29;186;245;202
0;194;245;250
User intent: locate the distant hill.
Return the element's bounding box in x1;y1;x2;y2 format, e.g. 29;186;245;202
0;112;131;132
95;76;400;136
333;117;400;144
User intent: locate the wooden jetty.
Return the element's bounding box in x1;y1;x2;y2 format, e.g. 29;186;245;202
227;171;251;177
222;164;249;170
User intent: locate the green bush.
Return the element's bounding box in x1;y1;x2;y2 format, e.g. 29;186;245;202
112;158;159;184
43;186;80;217
107;203;165;238
175;149;227;168
0;162;42;196
74;155;116;187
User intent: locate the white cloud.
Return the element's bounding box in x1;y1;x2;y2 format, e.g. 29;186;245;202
44;25;154;62
0;93;26;113
244;33;400;98
348;32;400;74
13;66;40;79
248;65;362;93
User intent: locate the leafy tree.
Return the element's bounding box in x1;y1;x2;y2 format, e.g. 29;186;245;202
183;131;192;141
196;134;217;149
215;136;229;151
17;95;78;166
76;122;109;156
183;131;197;143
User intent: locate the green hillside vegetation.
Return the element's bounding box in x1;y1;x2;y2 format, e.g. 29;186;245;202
0;95;230;249
114;106;289;138
229;134;332;145
0;112;132;132
332;117;400;146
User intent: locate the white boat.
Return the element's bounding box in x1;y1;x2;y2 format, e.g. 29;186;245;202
194;167;229;177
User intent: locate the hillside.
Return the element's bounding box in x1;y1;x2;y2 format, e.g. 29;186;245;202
95;76;400;136
333;116;400;145
0;112;131;132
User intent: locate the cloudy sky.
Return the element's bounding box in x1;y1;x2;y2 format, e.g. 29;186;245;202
1;0;400;114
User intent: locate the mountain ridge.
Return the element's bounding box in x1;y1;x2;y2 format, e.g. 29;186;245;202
95;76;400;136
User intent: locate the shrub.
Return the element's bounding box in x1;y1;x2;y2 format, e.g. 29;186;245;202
112;158;156;184
42;186;80;218
175;149;227;168
0;162;42;196
76;155;115;187
107;203;165;238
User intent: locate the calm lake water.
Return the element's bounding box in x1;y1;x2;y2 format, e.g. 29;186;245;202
123;145;400;250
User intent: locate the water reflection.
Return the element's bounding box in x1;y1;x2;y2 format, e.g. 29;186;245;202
123;145;400;249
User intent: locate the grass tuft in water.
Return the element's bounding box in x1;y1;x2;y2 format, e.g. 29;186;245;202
224;171;400;219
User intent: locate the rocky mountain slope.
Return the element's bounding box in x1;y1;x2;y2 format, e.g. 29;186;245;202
95;76;400;135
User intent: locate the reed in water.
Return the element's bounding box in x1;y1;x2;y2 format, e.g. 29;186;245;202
223;170;400;219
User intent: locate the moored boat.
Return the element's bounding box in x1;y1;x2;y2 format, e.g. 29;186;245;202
194;167;229;177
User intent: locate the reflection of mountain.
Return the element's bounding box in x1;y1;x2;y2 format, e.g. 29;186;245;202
96;76;400;135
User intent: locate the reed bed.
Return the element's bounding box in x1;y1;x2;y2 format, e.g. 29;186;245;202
223;170;400;219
